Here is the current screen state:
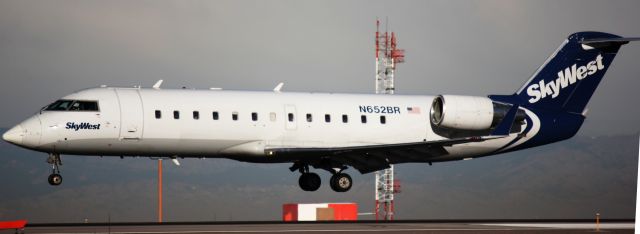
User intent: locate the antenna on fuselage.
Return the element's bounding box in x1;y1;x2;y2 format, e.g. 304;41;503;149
171;156;180;166
153;80;164;89
273;82;284;93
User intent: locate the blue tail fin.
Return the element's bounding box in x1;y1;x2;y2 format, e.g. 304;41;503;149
511;32;629;114
487;32;636;151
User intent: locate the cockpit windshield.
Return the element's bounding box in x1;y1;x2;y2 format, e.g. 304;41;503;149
69;101;99;111
44;100;99;111
45;100;74;111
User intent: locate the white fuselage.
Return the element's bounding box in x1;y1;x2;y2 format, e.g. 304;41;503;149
7;87;531;163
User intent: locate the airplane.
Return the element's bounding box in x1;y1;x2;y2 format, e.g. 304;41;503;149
2;32;638;192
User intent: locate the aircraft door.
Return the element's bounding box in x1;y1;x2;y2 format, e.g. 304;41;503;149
284;105;297;130
116;89;144;140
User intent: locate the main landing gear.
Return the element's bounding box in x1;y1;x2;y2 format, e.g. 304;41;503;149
299;172;321;191
46;153;62;186
292;162;353;192
329;173;352;193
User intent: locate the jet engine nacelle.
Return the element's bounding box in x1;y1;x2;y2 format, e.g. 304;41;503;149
430;95;494;130
430;95;524;131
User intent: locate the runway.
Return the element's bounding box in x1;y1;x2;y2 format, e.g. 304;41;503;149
4;220;633;234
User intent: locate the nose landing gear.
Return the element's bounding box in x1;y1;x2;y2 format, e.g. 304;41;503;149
46;153;62;186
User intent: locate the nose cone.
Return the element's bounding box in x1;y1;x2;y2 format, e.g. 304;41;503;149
3;115;41;149
3;125;24;145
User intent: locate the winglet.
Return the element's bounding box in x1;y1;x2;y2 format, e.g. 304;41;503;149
273;82;284;93
491;104;519;136
152;80;163;89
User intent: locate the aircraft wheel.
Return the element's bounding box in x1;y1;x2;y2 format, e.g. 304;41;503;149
48;173;63;186
330;173;352;192
298;173;321;191
329;174;338;191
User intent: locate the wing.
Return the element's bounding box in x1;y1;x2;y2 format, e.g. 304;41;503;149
266;135;504;174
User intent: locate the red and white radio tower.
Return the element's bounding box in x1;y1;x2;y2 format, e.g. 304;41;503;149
374;19;404;221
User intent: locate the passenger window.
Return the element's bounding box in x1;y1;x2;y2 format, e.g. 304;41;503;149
155;110;161;119
232;112;238;121
270;112;277;122
193;111;199;120
325;114;331;123
342;114;348;123
361;115;367;123
251;112;258;121
380;115;386;124
174;111;180;119
212;111;219;120
306;113;313;122
288;113;294;122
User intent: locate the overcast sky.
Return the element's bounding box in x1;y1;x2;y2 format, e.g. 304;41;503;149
1;0;639;136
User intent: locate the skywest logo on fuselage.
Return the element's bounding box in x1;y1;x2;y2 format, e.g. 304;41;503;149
527;54;605;103
66;122;101;131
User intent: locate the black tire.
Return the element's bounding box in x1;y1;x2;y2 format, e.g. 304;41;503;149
330;173;352;192
298;173;310;191
48;173;62;186
298;173;321;192
329;174;338;191
306;173;321;191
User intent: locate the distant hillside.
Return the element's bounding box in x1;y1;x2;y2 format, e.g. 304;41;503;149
0;132;636;222
395;134;638;219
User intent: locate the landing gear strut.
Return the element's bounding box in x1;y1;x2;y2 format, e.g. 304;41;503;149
46;153;62;186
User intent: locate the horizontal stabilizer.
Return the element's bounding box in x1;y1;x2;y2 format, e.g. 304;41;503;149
580;37;640;44
580;37;640;49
